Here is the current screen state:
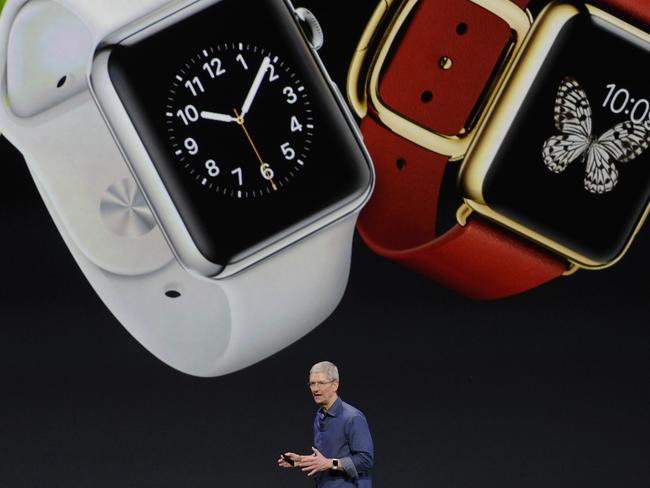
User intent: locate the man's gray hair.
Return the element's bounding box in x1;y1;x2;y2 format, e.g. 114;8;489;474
310;361;339;382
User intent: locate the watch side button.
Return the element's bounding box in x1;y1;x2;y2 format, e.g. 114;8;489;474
294;7;324;51
100;178;157;238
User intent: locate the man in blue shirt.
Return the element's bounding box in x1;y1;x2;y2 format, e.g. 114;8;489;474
278;361;374;487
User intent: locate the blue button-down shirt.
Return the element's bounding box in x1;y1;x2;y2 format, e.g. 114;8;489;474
313;398;373;488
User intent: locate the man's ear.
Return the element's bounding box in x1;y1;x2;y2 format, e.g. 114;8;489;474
333;381;339;393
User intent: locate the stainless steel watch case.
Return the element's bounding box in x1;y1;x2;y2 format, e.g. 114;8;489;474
90;0;374;279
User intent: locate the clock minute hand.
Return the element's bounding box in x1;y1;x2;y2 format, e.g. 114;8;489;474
240;56;271;120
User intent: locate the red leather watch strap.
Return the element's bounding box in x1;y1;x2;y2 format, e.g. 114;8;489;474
359;117;567;300
378;0;528;136
358;0;568;300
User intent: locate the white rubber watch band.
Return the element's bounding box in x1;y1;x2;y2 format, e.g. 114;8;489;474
0;0;360;376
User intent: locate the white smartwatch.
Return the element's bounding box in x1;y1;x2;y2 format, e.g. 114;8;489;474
0;0;373;376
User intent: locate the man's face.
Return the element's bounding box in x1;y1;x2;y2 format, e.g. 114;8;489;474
309;372;338;407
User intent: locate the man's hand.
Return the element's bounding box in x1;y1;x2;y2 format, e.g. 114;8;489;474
277;452;300;469
300;447;332;477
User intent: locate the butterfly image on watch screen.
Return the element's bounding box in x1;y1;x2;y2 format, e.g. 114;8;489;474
542;76;650;194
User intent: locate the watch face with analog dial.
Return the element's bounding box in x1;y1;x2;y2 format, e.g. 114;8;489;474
167;42;315;199
473;11;650;265
107;0;370;265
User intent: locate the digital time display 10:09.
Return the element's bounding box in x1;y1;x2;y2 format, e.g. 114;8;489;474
603;84;650;126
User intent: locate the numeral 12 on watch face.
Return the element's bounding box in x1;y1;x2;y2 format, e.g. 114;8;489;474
167;42;315;199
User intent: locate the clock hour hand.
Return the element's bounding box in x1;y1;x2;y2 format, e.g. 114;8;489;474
200;111;237;123
240;56;271;120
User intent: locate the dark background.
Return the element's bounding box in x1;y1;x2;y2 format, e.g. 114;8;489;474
0;1;647;487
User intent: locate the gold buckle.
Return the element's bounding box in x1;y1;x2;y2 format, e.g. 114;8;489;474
347;0;532;160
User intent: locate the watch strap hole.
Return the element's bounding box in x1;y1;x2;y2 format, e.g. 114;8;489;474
164;282;184;299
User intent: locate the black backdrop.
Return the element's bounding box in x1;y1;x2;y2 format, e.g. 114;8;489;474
0;2;647;487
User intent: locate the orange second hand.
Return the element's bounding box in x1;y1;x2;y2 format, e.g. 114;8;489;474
233;109;277;191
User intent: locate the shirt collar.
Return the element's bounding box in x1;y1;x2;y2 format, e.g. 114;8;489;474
320;397;342;418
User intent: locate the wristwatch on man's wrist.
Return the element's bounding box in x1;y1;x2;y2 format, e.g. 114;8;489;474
348;0;650;299
332;458;339;470
0;0;373;376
